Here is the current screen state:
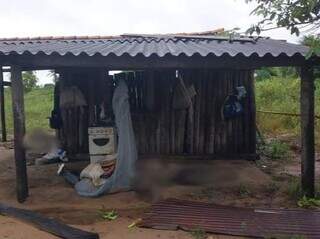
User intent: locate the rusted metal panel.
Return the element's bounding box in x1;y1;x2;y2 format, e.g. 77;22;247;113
0;35;309;59
141;199;320;238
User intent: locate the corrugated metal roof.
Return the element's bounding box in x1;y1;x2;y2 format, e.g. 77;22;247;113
0;35;309;58
141;199;320;238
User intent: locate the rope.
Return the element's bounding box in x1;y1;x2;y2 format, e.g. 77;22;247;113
257;110;320;119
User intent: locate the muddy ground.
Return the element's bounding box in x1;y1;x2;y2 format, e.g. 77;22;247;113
0;140;319;239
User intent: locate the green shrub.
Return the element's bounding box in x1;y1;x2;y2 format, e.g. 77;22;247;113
256;76;320;148
239;183;251;197
190;228;206;239
287;177;303;201
262;139;290;160
297;196;320;209
22;71;38;93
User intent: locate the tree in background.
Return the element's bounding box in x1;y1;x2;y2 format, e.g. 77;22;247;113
246;0;320;56
303;35;320;61
22;71;38;93
246;0;320;35
255;67;298;81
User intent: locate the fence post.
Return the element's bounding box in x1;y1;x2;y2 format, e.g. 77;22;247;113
11;65;28;202
0;67;6;142
300;65;315;197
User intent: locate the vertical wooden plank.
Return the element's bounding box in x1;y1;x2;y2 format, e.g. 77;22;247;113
194;70;201;153
198;70;206;154
245;70;252;153
159;72;167;153
166;71;173;154
87;71;95;126
214;70;221;154
226;71;233;154
11;65;28;203
242;71;249;153
208;70;216;154
239;70;246;153
188;71;195;154
300;65;315;197
154;71;161;154
204;70;211;154
234;71;240;154
204;70;210;154
170;76;176;154
136;71;143;110
0;67;6;142
220;72;227;154
127;72;135;110
182;70;194;154
175;110;186;153
145;71;155;112
229;70;236;154
248;70;256;154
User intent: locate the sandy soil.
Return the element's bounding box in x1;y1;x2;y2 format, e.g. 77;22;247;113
0;141;307;239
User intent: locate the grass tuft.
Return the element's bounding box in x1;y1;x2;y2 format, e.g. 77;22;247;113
262;139;291;161
287;177;303;201
189;228;206;239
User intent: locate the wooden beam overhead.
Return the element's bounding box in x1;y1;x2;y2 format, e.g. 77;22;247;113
10;65;28;203
300;65;315;197
0;54;315;71
0;81;11;87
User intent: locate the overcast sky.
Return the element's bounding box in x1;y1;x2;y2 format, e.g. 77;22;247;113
1;0;302;84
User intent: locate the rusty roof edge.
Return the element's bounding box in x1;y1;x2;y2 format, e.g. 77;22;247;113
0;28;227;42
120;33;258;43
0;35;122;41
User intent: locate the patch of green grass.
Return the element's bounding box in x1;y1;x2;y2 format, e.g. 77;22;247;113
238;183;251;198
98;207;118;221
4;86;54;134
265;181;280;195
287;177;303;201
286;177;320;208
266;234;306;239
256;76;320;148
189;228;206;239
297;196;320;209
262;139;291;161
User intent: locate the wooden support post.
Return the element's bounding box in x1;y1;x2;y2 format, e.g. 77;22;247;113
0;67;6;142
300;65;315;198
11;65;28;203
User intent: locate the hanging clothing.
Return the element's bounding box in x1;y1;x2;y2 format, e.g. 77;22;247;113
74;79;137;197
60;86;87;108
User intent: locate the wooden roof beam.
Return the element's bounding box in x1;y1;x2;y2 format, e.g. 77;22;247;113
0;54;315;70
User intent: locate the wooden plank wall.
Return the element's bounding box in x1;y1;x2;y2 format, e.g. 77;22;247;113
58;68;255;157
115;69;256;155
58;68;108;155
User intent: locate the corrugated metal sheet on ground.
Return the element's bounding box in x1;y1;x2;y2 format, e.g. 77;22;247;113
140;199;320;238
0;35;309;58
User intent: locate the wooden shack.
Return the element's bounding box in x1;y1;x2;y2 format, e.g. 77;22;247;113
0;33;318;202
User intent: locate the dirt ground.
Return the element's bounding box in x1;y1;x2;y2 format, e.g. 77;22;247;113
0;141;319;239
